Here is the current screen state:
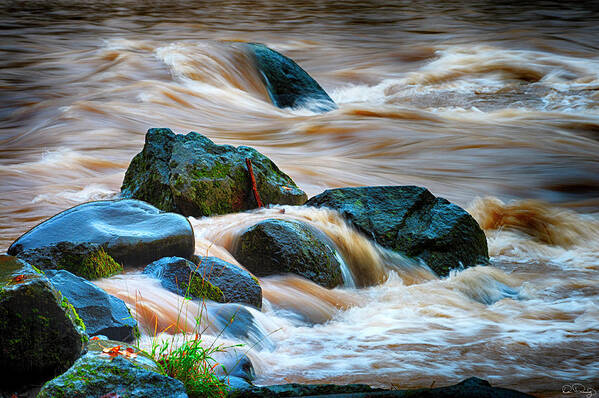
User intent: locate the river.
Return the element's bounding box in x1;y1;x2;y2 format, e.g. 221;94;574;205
1;1;598;396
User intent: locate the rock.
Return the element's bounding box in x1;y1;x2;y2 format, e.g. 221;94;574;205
306;186;489;276
37;344;188;398
44;269;139;342
244;43;337;113
191;255;262;309
0;255;87;390
143;257;226;302
228;382;382;398
121;128;307;217
11;242;123;280
233;219;343;288
221;375;251;392
7;199;195;273
211;346;256;381
85;338;158;371
209;303;275;351
228;377;533;397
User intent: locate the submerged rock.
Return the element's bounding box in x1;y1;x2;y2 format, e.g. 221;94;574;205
45;269;139;342
191;256;263;309
244;43;337;113
0;255;87;390
8;199;195;273
233;219;343;288
121;128;307;217
38;345;188;398
209;303;275;351
143;256;226;302
306;186;489;276
212;345;256;381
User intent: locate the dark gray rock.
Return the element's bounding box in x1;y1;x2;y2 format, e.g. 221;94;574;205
228;377;533;397
0;255;86;390
233;219;343;288
121;128;307;217
244;43;337;113
7;199;195;271
44;269;139;342
143;256;226;302
191;255;262;309
37;351;188;398
306;186;489;276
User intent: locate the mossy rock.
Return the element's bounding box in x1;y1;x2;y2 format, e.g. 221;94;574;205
11;242;123;280
7;199;195;272
143;257;226;302
0;255;87;390
233;219;343;288
121;128;307;217
191;255;263;309
38;350;188;398
306;186;489;276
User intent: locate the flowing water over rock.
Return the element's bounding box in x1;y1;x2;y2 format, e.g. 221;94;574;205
1;1;598;396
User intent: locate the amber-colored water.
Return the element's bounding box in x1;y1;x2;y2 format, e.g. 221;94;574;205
2;1;598;396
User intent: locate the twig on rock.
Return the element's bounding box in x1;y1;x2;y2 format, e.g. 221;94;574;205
245;158;263;208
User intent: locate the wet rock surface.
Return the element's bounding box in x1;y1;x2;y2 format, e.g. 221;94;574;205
37;347;188;398
0;255;86;390
209;303;275;351
306;186;489;276
191;256;263;309
143;256;226;302
45;269;139;342
234;219;343;288
121;128;307;217
244;43;337;113
8;199;195;270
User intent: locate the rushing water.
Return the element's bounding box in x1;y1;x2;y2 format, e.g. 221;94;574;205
1;1;599;396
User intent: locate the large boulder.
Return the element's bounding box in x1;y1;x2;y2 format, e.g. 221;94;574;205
0;255;87;390
192;255;262;309
7;199;195;274
121;128;307;217
233;219;343;288
38;340;188;398
244;43;337;113
143;257;226;302
306;186;489;276
45;269;139;342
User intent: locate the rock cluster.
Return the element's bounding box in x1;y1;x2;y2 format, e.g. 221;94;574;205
3;57;494;394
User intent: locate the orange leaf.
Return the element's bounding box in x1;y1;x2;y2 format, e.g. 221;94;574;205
126;347;135;353
90;336;100;340
12;274;26;283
